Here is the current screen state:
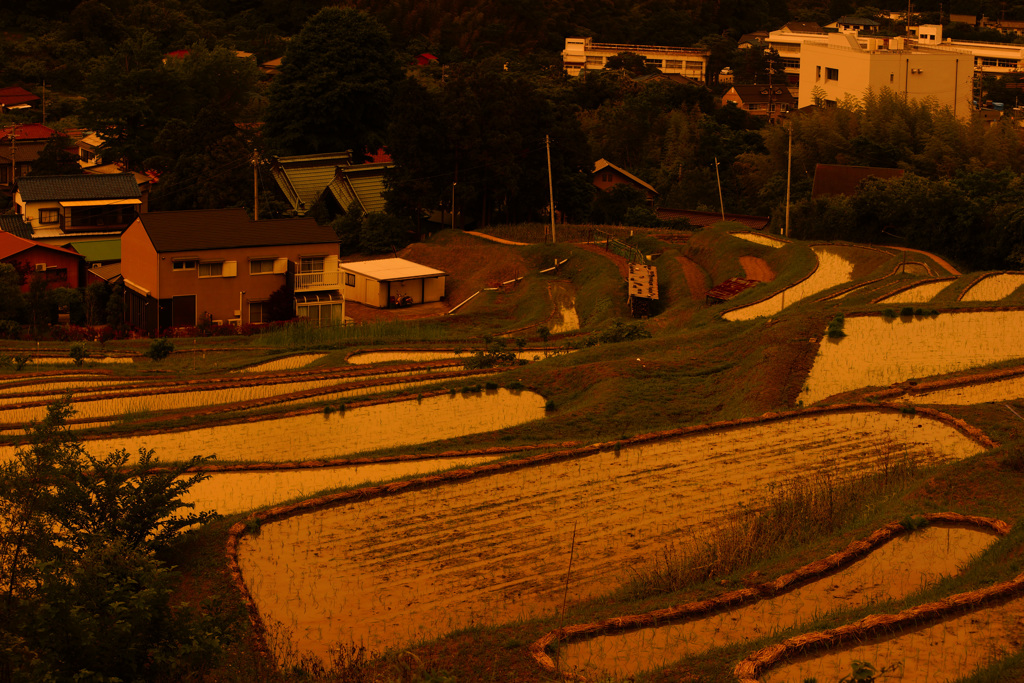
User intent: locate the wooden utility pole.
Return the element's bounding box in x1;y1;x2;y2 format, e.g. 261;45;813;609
785;121;792;237
714;157;725;221
546;134;556;244
252;150;259;221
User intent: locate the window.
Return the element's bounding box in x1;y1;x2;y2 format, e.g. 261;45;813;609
664;59;682;69
345;273;356;287
685;60;703;70
198;262;224;278
825;67;839;81
585;56;604;65
250;259;275;274
816;65;821;81
38;209;59;224
300;256;324;273
173;260;197;271
249;301;268;323
644;58;663;68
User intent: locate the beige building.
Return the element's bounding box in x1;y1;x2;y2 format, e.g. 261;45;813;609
912;24;1024;75
339;258;446;308
562;37;710;80
797;33;973;117
766;22;829;86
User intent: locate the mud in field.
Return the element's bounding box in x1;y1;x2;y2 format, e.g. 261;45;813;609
238;410;983;660
240;354;327;373
800;311;1024;404
764;595;1024;683
677;256;709;299
724;247;855;321
0;389;547;465
347;350;566;364
559;526;996;678
181;456;497;517
877;280;953;305
547;281;580;334
960;273;1024;302
732;232;786;248
739;256;774;282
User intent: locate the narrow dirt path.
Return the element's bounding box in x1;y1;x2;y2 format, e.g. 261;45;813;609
677;256;710;299
577;243;630;280
739;256;775;282
889;247;961;276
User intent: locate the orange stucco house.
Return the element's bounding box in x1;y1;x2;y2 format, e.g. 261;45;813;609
120;208;342;333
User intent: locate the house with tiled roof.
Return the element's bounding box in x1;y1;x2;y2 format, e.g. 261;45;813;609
120;208;343;332
592;159;658;203
811;164;905;197
270;151;393;217
13;173;145;244
0;231;85;292
0;215;32;239
1;123;58;187
722;84;796;119
0;86;39;112
827;16;881;33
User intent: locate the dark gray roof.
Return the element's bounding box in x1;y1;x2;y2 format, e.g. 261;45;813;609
138;208;339;253
835;15;881;26
0;215;32;239
16;174;141;202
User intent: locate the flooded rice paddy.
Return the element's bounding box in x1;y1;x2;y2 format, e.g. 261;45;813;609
732;232;786;248
240;354;327;373
959;273;1024;302
237;410;983;660
800;311;1024;404
764;593;1024;683
724;247;855;321
0;389;547;465
558;525;997;678
877;280;954;304
906;374;1024;405
347;350;563;364
182;456;498;517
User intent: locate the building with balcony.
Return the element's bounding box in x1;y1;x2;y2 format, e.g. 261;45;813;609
120;208;342;332
912;24;1024;75
766;22;829;87
796;32;973;117
13;173;146;244
562;37;710;80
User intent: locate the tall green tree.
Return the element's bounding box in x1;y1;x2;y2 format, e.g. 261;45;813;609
264;7;401;157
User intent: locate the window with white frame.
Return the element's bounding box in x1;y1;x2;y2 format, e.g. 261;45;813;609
300;256;325;273
250;258;275;274
345;273;356;287
248;301;268;323
198;262;224;278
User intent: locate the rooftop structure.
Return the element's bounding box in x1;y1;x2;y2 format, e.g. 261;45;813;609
562;37;710;80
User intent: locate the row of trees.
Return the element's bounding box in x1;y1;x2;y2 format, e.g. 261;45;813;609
0;265;124;335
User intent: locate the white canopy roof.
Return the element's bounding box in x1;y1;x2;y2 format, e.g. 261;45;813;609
340;258;446;282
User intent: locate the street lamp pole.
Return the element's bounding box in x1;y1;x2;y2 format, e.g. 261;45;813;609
714;157;725;221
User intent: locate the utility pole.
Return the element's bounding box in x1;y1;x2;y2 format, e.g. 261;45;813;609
714;157;725;221
41;81;46;125
546;134;556;244
767;58;775;120
252;150;259;221
785;121;792;237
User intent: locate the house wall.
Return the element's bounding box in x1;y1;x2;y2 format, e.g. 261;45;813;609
120;219;162;298
593;169;656;201
798;40;973;117
1;246;83;292
340;271;446;308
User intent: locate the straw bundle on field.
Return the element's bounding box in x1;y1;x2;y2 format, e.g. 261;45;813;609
529;512;1009;678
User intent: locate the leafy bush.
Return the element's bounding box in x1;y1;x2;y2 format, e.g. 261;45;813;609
144;338;175;361
68;343;87;366
900;306;914;317
826;313;846;338
0;320;21;339
883;309;897;320
597;321;652;343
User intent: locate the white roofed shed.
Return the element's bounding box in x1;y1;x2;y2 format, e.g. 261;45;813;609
339;258;447;308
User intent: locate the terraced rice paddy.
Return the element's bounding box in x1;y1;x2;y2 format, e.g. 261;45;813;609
732;232;786;248
0;389;547;465
763;594;1024;683
959;272;1024;302
181;456;499;517
558;525;997;678
0;370;457;426
0;379;137;405
237;410;983;661
877;279;953;304
26;356;134;365
800;311;1024;404
905;374;1024;405
240;354;327;373
347;350;563;364
724;247;855;321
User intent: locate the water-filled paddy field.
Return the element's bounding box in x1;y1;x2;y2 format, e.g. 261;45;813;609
557;525;997;678
346;349;564;364
237;410;983;660
732;232;786;248
800;311;1024;404
763;593;1024;683
240;354;327;373
959;273;1024;302
877;279;954;304
0;389;548;465
905;373;1024;405
724;247;855;321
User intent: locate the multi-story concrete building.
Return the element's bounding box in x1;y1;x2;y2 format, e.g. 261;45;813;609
766;22;829;86
912;24;1024;75
796;33;973;117
562;38;710;80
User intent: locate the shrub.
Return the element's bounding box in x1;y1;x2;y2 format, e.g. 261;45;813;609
507;380;524;391
545;400;556;411
144;338;175;362
13;355;29;371
883;309;897;320
537;325;551;342
598;321;652;343
0;320;21;339
900;306;914;317
68;343;87;366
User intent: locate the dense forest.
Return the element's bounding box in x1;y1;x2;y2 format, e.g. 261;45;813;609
4;0;1024;269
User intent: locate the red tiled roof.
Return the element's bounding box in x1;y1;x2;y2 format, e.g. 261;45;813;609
137;208;339;253
0;86;39;107
0;231;80;260
811;164;904;197
1;123;56;141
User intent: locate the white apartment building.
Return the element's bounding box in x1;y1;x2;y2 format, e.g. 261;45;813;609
912;24;1024;74
562;37;710;80
766;22;830;86
797;32;974;117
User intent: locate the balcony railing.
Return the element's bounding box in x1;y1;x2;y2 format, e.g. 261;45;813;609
294;269;341;291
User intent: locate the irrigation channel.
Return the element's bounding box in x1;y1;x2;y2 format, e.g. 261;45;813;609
800;310;1024;404
556;524;998;678
236;409;985;662
0;389;548;465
